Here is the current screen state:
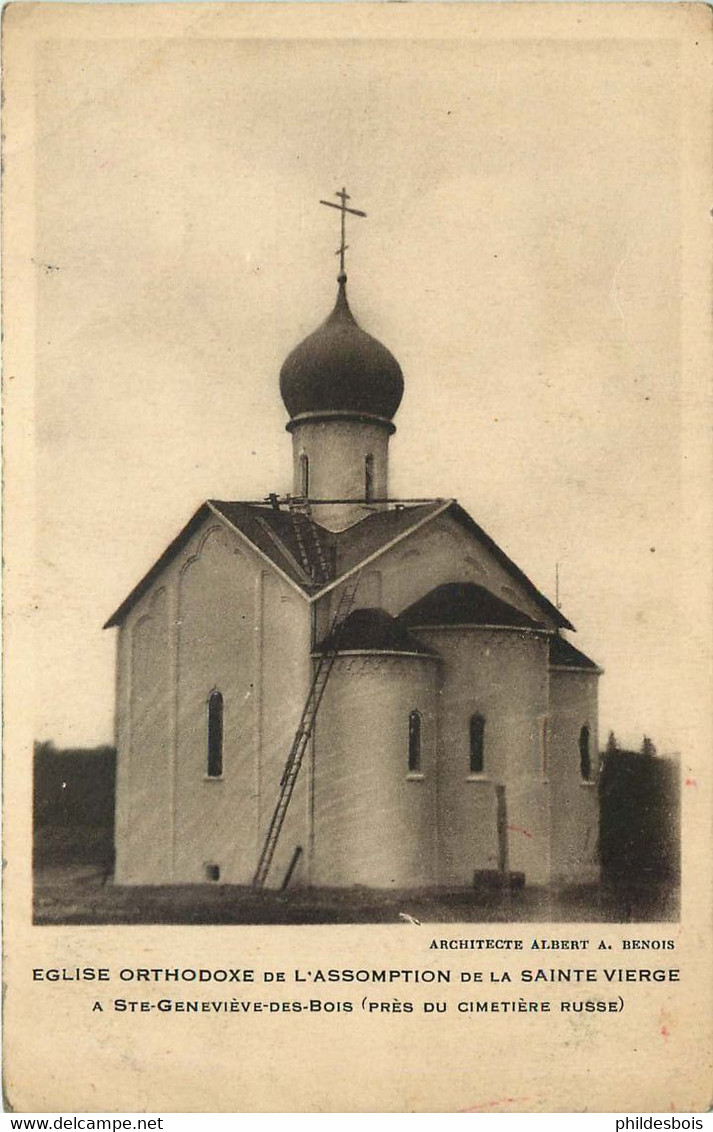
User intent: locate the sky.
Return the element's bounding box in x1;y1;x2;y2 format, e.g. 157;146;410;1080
30;11;687;752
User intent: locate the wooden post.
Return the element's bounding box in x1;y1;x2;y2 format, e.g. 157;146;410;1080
496;784;509;878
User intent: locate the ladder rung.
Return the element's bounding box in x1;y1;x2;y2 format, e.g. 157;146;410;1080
287;500;330;586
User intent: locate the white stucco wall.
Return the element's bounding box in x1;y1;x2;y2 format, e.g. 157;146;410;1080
114;586;174;885
113;516;311;886
113;499;599;892
409;625;552;886
311;652;439;888
548;667;601;884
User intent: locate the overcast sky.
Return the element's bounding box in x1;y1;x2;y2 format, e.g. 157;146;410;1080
31;11;686;752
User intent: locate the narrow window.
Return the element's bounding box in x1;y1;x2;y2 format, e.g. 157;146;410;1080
469;713;485;775
365;453;374;502
579;725;591;781
207;690;224;778
299;453;309;498
408;710;422;773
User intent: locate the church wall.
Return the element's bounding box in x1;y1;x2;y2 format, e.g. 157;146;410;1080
363;510;560;631
173;523;261;884
548;668;600;884
311;653;438;888
256;572;312;888
411;626;552;886
113;516;311;886
114;586;173;884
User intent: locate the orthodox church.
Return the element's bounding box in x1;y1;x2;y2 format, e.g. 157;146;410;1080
106;193;602;892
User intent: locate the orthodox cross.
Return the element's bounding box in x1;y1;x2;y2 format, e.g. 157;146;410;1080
319;187;367;281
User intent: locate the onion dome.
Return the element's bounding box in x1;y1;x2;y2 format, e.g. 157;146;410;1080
280;280;404;428
401;583;546;631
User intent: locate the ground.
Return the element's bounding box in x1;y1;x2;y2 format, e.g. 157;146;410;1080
33;863;679;925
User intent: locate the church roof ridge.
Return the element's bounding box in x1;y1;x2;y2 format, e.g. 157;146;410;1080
549;633;602;673
442;503;573;631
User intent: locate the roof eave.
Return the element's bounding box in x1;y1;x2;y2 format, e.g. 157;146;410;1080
103;504;211;629
549;663;604;676
206;502;311;599
446;502;574;631
408;622;551;636
103;500;312;630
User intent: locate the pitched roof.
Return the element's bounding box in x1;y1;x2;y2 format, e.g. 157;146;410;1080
211;500;315;586
400;582;547;631
104;498;572;631
215;499;449;589
314;607;438;657
104;504;213;630
444;502;571;630
549;633;601;671
331;500;446;575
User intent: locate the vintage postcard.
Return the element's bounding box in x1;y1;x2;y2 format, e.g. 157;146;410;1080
3;1;712;1113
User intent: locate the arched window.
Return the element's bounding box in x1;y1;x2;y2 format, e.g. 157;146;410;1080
579;725;591;781
365;454;374;502
299;453;309;498
207;690;224;778
408;710;422;773
469;713;485;775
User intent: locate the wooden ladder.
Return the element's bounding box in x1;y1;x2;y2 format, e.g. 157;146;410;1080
252;571;360;889
288;497;331;586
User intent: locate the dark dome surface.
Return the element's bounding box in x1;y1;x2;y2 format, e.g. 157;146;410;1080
314;608;436;656
280;282;404;422
549;633;600;670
